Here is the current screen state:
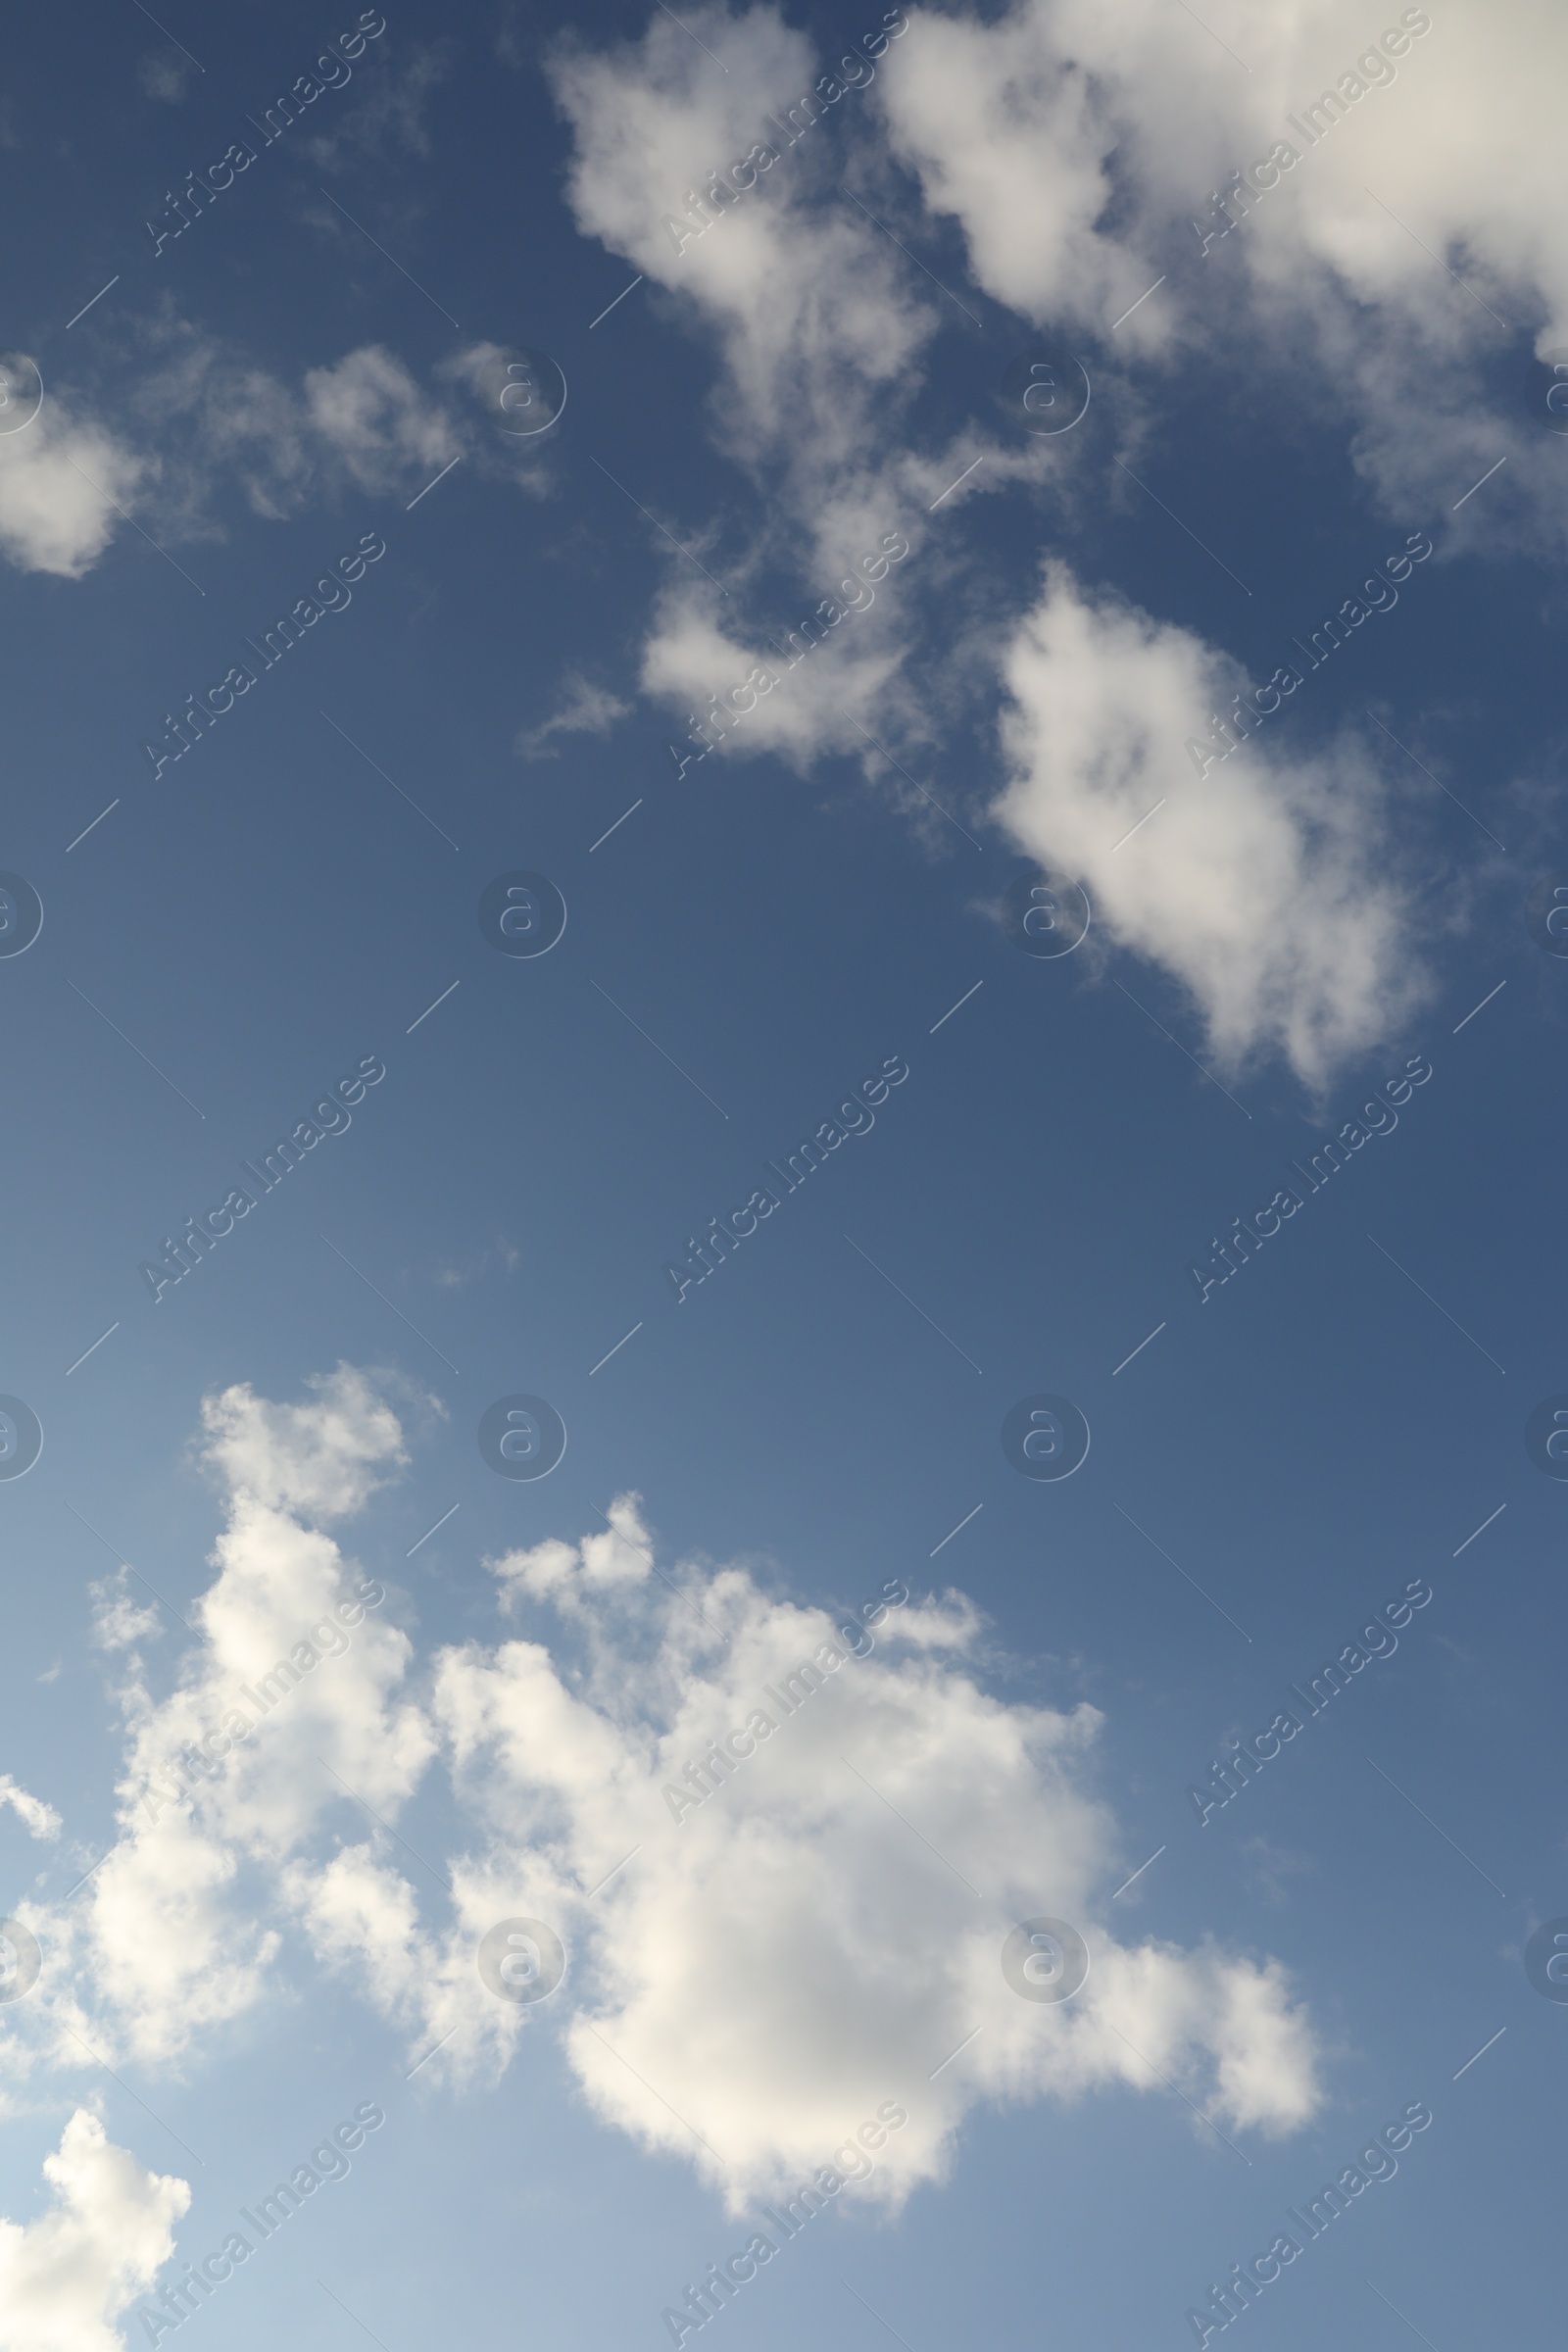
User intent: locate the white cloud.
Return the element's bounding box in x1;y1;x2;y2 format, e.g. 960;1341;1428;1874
536;6;1028;811
197;1364;407;1520
0;1778;61;1841
74;1473;431;2061
29;0;1549;1096
636;578;914;775
131;326;468;521
541;0;1563;1076
134;327;315;525
25;1368;428;2065
285;1843;425;2023
0;324;551;576
20;1376;1321;2202
414;1498;1323;2208
879;0;1168;339
878;0;1568;538
0;408;149;579
488;1492;654;1614
995;563;1423;1084
0;2111;187;2352
515;670;633;759
303;346;462;494
88;1581;161;1657
550;3;931;425
545;4;1435;1074
547;5;942;530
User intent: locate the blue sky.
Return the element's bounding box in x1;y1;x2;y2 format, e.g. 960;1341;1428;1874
0;3;1563;2349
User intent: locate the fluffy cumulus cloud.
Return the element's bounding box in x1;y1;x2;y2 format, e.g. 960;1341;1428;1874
543;0;1568;1079
85;0;1562;589
18;1368;429;2067
548;2;981;790
196;1363;407;1520
408;1498;1321;2208
995;564;1423;1082
19;2;1561;1086
0;2111;187;2352
878;0;1568;536
879;0;1173;338
10;1372;1321;2216
550;6;934;474
0;407;148;579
